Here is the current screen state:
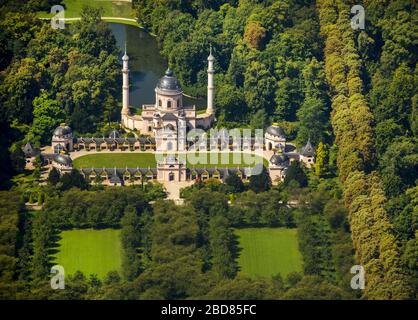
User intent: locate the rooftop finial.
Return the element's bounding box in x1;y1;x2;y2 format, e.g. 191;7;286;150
122;42;129;61
165;68;173;76
208;44;215;61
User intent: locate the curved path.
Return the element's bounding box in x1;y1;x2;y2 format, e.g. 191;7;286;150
40;17;137;22
39;16;150;31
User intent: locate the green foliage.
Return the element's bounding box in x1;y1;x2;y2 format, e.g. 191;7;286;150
0;7;120;137
379;137;418;197
43;187;150;228
31;211;52;280
248;166;271;193
208;215;237;279
284;161;308;188
236;227;302;278
134;201;206;299
315;142;327;177
296;57;330;146
401;233;418;295
202;276;278;300
344;171;414;299
0;191;24;298
60;169;89;191
317;0;415;298
244;61;276;114
224;172;245;193
37;192;43;205
133;0;324;126
249;109;269;130
232;189;294;227
47;167;60;186
297;212;335;280
296;97;329;146
120;206;142;281
27;91;65;144
282;275;349;300
8;142;26;174
0;0;415;300
244;20;267;50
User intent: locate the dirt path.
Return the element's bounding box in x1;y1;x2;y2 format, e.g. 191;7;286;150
162;181;193;202
40;16;138;23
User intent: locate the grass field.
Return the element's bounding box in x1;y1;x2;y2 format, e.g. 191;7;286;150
73;153;157;168
73;152;268;169
52;229;122;279
235;228;302;278
37;0;136;19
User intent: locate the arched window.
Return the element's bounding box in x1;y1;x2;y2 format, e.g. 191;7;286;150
158;99;162;107
167;100;172;108
167;141;173;150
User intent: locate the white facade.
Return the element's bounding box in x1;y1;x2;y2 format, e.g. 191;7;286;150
207;46;215;116
51;124;73;153
120;47;216;147
265;125;315;182
157;155;187;182
121;45;129;118
265;125;286;152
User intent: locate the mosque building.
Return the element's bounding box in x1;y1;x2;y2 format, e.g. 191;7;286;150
120;46;216;151
23;47;316;186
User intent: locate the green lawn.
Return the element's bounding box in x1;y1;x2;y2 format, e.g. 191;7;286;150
37;0;136;19
181;152;268;169
235;228;302;278
73;152;268;169
52;229;122;279
73;153;157;168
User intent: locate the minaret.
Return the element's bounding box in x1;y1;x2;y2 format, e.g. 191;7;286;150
122;43;129;116
206;45;215;116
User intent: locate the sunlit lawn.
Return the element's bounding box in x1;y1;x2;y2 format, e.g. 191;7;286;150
51;228;122;279
235;228;303;278
37;0;135;19
73;152;268;169
73;153;157;168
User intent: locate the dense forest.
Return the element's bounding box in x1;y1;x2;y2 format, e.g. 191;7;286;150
131;0;417;299
0;177;357;299
134;0;332;147
0;0;416;300
0;1;121;186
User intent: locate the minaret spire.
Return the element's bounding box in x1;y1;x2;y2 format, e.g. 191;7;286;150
206;45;215;116
121;42;130;121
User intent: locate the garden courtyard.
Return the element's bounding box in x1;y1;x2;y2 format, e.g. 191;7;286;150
72;152;268;169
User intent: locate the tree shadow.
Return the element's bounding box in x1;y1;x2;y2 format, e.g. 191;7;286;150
230;231;243;274
50;233;62;244
47;230;62;267
48;248;60;255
